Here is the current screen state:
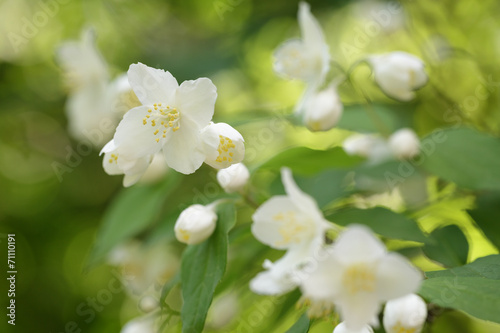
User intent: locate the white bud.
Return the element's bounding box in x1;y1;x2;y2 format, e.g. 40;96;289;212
383;294;427;333
121;316;155;333
388;128;420;159
217;163;250;193
303;86;343;132
369;51;427;101
343;134;392;163
202;122;245;170
174;204;217;245
333;322;374;333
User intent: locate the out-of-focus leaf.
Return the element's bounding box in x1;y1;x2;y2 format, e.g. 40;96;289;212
258;147;363;175
326;207;427;242
285;313;310;333
295;169;350;208
180;202;236;333
87;174;181;267
421;256;500;324
338;104;415;133
468;191;500;251
423;225;469;268
419;277;500;324
421;127;500;190
425;255;500;280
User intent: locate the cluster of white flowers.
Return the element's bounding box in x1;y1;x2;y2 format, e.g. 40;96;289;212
273;3;427;133
249;168;424;331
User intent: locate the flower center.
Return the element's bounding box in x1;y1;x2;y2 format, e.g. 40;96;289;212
142;103;181;143
215;135;236;163
298;297;335;318
392;323;417;333
108;153;118;164
342;263;375;294
274;211;312;246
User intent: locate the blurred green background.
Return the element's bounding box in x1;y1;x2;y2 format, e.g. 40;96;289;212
1;0;500;332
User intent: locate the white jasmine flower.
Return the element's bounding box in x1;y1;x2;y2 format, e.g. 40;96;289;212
334;322;374;333
121;316;155;333
303;85;343;132
113;63;218;174
57;28;109;91
343;134;392;163
174;204;218;245
369;52;427;101
57;29;140;147
217;163;250;193
274;2;330;89
250;167;331;295
202;122;245;169
108;241;179;299
299;225;422;331
383;294;427;333
101;139;153;187
388;128;420;159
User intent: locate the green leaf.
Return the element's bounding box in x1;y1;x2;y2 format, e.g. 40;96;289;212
421;127;500;190
468;191;500;250
160;273;180;309
258;147;363;175
285;313;310;333
326;207;427;242
87;175;181;267
419;277;500;324
423;225;469;268
338;104;415;133
425;255;500;280
295;169;350;208
180;202;236;333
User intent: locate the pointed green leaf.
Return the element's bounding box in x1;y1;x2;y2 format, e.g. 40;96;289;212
180;202;236;333
88;175;181;267
285;313;310;333
425;255;500;280
468;191;500;251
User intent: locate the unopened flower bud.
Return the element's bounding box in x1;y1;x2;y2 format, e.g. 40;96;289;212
383;293;427;333
217;163;250;193
388;128;420;159
121;316;155;333
333;322;374;333
369;51;427;101
174;204;217;245
202;122;245;169
303;86;343;132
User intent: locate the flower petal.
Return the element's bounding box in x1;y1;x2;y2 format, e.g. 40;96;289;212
332;225;386;264
336;293;381;332
375;253;422;301
161;118;206;174
251;196;315;250
127;63;179;106
298;2;326;51
176;78;217;128
114;105;163;158
281;167;323;220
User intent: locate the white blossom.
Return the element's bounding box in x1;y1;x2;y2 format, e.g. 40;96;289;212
101;139;153;187
174;204;218;245
113;63;218;174
369;52;427;101
273;2;330;89
303;85;343;132
121;316;155;333
333;322;374;333
202;122;245;169
217;163;250;193
343;134;392;163
388;128;420;159
299;225;422;331
383;293;427;333
250;167;331;295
